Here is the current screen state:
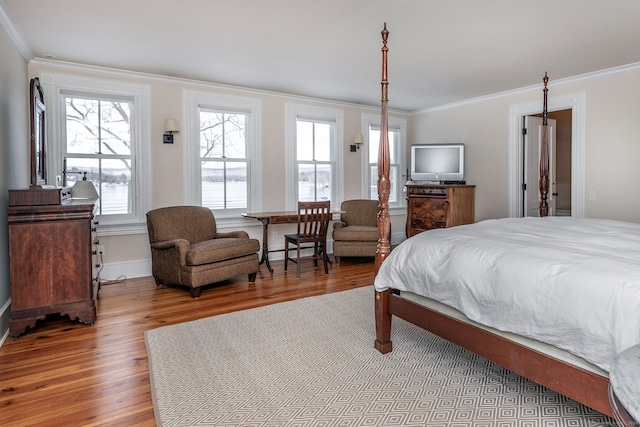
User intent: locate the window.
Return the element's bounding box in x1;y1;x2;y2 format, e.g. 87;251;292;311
41;72;151;234
199;109;248;210
184;91;261;221
64;95;133;216
285;104;344;210
296;119;333;202
362;114;407;210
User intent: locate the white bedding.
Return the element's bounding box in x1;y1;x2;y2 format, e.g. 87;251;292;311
374;217;640;371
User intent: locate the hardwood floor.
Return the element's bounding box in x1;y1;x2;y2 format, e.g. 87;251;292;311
0;258;376;426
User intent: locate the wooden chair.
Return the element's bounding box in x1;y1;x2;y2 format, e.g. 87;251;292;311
284;201;331;278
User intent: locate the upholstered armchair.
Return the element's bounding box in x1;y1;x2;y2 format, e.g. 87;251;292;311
146;206;260;298
332;199;382;264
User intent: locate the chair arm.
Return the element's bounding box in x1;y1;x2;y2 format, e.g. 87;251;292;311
150;239;190;265
214;231;250;239
333;221;347;230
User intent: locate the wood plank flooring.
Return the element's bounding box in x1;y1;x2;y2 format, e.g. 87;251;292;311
0;258;376;426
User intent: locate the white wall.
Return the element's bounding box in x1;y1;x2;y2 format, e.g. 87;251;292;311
0;23;29;342
28;61;410;280
409;65;640;224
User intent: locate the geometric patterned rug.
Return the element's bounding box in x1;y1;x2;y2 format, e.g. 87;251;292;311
144;286;615;427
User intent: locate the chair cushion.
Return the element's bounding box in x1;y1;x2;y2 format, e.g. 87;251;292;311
340;200;379;227
147;206;217;244
187;238;260;265
332;225;379;242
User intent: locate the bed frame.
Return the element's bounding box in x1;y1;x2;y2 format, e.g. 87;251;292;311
372;24;613;417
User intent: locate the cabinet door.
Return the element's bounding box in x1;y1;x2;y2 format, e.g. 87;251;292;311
9;222;54;311
51;220;93;304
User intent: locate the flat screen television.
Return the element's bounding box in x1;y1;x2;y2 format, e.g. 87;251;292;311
410;144;465;183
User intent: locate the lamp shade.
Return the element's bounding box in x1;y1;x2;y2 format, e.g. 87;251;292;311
72;180;99;199
353;133;364;144
164;119;180;133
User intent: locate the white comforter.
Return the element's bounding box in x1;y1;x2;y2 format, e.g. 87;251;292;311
374;217;640;371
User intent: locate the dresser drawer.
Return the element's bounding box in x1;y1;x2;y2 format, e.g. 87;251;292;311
271;215;297;224
410;218;447;232
408;187;448;198
410;198;448;221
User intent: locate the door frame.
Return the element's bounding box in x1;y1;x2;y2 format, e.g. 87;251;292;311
508;92;586;218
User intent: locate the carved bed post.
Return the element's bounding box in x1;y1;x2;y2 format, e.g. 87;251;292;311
539;72;550;217
374;23;393;354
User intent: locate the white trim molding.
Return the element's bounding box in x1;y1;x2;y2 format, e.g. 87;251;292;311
182;90;263;217
508;93;586;218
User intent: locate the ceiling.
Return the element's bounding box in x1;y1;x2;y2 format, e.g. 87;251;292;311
2;0;640;111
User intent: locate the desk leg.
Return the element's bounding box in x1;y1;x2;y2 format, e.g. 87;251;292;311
258;218;273;275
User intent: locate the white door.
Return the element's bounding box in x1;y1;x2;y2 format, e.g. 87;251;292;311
523;116;557;216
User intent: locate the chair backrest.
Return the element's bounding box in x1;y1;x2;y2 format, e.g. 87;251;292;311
340;199;379;227
146;205;217;244
296;201;331;243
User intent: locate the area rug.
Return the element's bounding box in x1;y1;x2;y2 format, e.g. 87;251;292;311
144;286;613;427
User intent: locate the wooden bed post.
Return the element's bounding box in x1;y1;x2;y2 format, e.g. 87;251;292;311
374;23;393;354
539;72;550;217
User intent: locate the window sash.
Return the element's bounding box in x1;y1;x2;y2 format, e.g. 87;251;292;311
285;103;344;211
183;90;262;221
199;108;249;212
361;114;407;210
63;95;135;218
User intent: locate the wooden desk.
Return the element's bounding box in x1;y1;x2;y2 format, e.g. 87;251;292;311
241;210;343;274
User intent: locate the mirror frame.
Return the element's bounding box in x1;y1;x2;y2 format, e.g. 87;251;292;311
30;77;46;186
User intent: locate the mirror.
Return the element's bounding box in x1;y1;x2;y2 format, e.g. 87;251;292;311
30;77;46;186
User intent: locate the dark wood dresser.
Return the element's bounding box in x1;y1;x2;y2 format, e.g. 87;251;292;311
8;188;99;337
406;184;475;237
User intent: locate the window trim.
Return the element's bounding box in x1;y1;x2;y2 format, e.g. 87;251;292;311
285;103;344;211
361;113;407;212
40;72;152;236
183;90;262;224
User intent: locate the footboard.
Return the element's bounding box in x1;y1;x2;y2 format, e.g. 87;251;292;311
374;289;613;417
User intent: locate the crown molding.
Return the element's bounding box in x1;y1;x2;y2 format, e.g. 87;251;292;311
0;4;32;61
411;61;640;115
30;58;411;115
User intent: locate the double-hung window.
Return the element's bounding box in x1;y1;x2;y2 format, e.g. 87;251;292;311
362;114;407;210
64;95;133;216
183;91;261;221
41;72;151;233
296;119;333;202
199;109;248;210
285;104;343;210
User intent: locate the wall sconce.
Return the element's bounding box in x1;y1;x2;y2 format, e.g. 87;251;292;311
350;133;364;152
163;119;180;144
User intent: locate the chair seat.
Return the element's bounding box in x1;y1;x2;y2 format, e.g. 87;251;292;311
332;225;378;242
187;238;261;266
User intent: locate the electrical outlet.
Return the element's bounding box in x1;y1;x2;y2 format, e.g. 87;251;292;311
98;245;105;255
588;191;596;201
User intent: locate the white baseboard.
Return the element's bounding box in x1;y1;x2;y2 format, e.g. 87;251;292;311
96;232;408;283
99;258;152;282
0;297;12;347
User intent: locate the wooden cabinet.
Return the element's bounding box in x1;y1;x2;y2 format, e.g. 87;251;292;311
8;189;99;337
406;184;475;237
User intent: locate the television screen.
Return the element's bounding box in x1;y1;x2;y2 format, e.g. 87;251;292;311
410;144;465;182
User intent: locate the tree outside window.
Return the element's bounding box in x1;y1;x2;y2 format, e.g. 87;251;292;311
296;119;333;202
199;109;248;210
65;96;133;216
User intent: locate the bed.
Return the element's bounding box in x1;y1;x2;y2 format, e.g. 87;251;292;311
371;24;640;418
